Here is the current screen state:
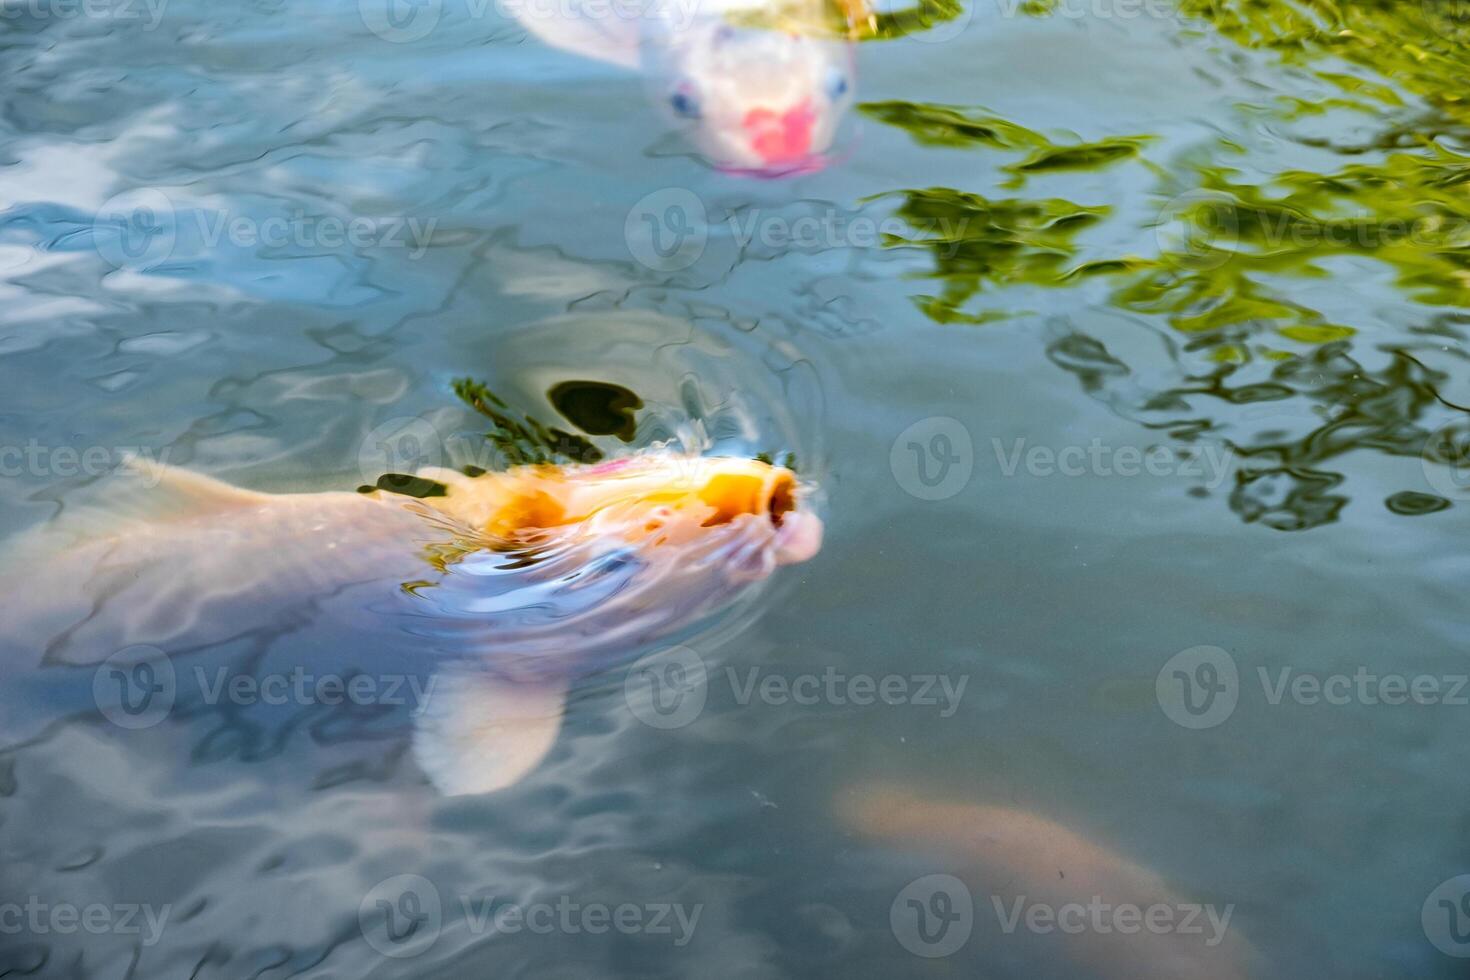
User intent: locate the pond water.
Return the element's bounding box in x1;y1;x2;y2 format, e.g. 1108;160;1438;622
3;1;1470;977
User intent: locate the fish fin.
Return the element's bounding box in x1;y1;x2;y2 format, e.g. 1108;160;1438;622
117;456;273;513
39;458;274;544
511;1;642;69
413;670;569;795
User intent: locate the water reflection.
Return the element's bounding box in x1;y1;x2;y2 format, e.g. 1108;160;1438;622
856;0;1470;528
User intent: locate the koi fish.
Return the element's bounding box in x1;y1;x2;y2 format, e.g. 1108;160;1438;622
0;452;821;794
836;783;1255;979
512;0;864;173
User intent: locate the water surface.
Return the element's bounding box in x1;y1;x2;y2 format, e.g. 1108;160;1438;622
3;1;1470;976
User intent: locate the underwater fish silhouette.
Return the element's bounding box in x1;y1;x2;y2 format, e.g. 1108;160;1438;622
837;782;1255;979
0;452;821;794
512;0;864;173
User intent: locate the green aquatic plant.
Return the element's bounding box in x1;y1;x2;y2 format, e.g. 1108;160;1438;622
453;378;605;466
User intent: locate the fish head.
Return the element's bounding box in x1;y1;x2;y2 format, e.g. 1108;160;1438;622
484;453;823;575
648;18;855;175
412;456;821;795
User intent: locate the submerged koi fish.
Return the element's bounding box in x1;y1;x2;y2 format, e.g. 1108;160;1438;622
836;783;1255;979
0;452;821;794
513;0;864;173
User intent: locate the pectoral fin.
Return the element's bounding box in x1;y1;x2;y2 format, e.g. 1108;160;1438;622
412;670;569;795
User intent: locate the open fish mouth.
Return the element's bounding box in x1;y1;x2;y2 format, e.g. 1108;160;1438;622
696;465;797;526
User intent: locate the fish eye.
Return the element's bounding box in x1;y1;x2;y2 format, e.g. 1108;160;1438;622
669;87;701;119
824;70;849;100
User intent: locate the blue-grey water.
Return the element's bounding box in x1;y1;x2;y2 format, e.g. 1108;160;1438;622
4;0;1470;977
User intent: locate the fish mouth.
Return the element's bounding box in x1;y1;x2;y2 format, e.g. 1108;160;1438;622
768;471;796;525
698;468;799;527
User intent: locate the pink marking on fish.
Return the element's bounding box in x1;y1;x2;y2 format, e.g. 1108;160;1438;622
585;458;637;476
744;101;815;167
